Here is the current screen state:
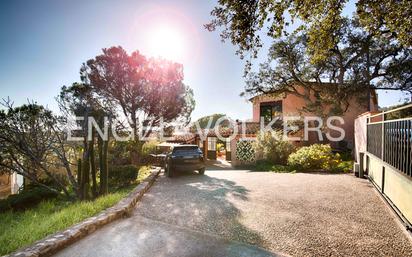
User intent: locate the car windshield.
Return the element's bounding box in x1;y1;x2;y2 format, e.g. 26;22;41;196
172;146;201;155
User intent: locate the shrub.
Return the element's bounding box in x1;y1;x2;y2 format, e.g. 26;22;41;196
109;141;133;165
331;160;353;173
236;139;255;163
254;160;296;173
287;144;341;171
142;140;158;157
140;140;159;164
254;131;295;164
338;150;353;161
0;186;58;212
108;165;139;187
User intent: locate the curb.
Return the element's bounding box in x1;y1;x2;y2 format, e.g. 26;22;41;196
6;167;162;257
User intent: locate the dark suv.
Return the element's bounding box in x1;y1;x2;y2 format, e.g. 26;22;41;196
165;145;206;177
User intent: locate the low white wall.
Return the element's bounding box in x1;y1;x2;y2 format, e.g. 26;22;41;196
354;113;369;162
366;153;412;224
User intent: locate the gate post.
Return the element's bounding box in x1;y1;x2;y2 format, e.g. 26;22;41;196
359;152;365;178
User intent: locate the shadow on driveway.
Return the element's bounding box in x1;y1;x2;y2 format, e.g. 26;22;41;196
135;171;267;247
54;171;285;257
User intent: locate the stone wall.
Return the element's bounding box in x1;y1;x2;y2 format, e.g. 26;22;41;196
7;167;161;257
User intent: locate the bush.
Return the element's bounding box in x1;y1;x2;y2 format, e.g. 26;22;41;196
254;160;296;173
0;186;58;212
140;140;159;164
108;165;139;187
142;140;158;157
338;150;353;161
254;131;295;164
331;160;353;173
109;141;133;165
287;144;341;171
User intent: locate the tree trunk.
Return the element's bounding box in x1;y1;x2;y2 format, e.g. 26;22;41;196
98;137;109;195
130;140;145;165
90;129;98;198
77;158;82;185
81;143;91;200
76;158;82;199
103;140;109;193
129;111;141;165
130;150;139;164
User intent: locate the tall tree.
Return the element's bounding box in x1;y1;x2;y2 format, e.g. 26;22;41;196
244;19;412;115
58;82;113;199
206;0;412;61
83;46;195;162
190;114;231;130
0;101;77;198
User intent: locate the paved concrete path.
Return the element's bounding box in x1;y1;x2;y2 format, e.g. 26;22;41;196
55;166;412;257
54;208;281;257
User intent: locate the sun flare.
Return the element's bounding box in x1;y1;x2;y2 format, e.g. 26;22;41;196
148;26;185;61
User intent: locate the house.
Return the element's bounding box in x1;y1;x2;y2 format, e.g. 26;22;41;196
250;84;379;149
0;173;23;199
166;83;379;166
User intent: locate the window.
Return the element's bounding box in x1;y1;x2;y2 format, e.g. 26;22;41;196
172;146;201;155
208;137;216;151
199;140;203;148
260;101;282;123
226;138;231;152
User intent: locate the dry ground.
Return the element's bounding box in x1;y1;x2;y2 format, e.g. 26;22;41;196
135;169;412;257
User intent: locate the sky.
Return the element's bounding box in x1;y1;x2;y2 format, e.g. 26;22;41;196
0;0;409;121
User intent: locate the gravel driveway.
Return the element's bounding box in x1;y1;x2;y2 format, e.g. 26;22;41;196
135;167;412;257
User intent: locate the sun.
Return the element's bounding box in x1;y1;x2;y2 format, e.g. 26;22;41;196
148;26;185;61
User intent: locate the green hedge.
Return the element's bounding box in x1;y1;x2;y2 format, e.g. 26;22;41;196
254;131;295;165
254;160;296;173
0;187;58;212
108;165;139;187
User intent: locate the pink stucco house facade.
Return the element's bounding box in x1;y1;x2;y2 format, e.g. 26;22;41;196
171;83;379;166
249;86;379;149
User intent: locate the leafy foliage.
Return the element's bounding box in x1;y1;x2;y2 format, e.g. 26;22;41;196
287;144;341;170
0;187;58;212
0;102;77;197
208;1;412;106
245;19;412;117
254;131;295;165
235;139;256;163
108;165;139;188
84;46;195;137
190;114;231;130
331;160;353;173
207;0;412;59
141;140;159;157
108;141;135;166
357;0;412;47
254;160;296;173
140;140;159;164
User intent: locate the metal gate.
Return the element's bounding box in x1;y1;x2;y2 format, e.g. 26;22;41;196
367;104;412;178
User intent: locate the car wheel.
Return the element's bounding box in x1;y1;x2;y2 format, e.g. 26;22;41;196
198;168;205;175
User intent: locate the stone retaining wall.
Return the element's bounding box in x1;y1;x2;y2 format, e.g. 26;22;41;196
6;167;161;257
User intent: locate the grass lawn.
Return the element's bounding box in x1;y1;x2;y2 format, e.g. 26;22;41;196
0;165;152;255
